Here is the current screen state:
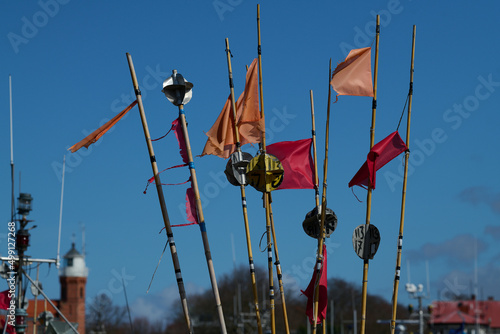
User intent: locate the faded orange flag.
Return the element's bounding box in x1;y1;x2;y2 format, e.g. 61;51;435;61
201;58;264;159
330;47;374;99
68;100;138;153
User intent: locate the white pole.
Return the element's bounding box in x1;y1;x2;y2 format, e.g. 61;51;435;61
81;223;85;259
425;260;430;297
407;259;411;284
56;156;66;268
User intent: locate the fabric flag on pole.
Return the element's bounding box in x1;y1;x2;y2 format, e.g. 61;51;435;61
171;118;189;164
330;47;374;99
185;185;199;225
68;100;138;153
349;131;408;189
201;58;264;159
0;318;15;334
266;138;315;190
301;244;328;324
0;290;10;310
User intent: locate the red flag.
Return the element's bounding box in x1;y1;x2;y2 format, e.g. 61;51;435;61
0;290;10;310
0;318;15;334
266;138;314;190
185;185;199;225
68;100;138;153
349;131;408;189
171;118;189;164
330;47;374;99
201;58;264;158
301;244;328;324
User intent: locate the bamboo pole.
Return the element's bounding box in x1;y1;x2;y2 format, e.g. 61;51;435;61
267;196;290;334
310;90;327;334
257;4;266;150
360;15;380;334
312;60;332;334
390;25;416;334
256;5;275;334
257;5;291;333
310;90;320;209
125;53;193;334
225;38;263;334
177;103;227;334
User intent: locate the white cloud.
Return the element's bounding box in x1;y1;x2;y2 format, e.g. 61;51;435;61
129;282;205;323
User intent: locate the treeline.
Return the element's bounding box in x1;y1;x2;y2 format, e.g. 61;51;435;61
86;265;412;334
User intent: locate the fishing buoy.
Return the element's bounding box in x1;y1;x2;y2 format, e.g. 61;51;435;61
302;205;337;239
224;151;253;186
352;224;381;260
246;153;284;192
161;70;193;106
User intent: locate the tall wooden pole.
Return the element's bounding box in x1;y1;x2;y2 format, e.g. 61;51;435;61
267;198;290;334
177;103;227;334
310;90;327;334
257;5;275;334
225;38;263;334
257;5;291;333
310;90;320;210
390;25;416;334
125;53;193;333
360;15;380;334
312;60;332;334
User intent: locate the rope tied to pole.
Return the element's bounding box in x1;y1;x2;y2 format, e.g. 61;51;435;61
396;93;410;131
147;239;169;293
258;230;272;252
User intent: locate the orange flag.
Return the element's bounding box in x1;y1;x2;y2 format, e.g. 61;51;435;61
330;47;374;99
201;58;263;159
68;100;138;153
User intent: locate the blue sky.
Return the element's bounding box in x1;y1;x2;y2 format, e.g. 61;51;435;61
1;0;499;326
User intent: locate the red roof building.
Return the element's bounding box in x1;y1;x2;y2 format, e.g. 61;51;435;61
430;297;500;334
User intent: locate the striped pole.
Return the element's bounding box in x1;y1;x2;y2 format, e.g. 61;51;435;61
126;53;193;333
360;15;380;334
225;38;263;334
177;104;228;334
312;59;332;334
390;25;416;334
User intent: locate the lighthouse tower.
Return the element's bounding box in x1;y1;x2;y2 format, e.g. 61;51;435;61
59;243;88;333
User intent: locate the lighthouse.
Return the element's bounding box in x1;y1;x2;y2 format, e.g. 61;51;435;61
59;243;88;333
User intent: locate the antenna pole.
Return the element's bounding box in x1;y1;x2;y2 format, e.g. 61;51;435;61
9;75;15;224
56;155;66;268
82;223;85;259
123;278;134;334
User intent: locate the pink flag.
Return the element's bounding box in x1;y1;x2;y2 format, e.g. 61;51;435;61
185;185;199;225
172;118;189;164
349;131;408;189
266;138;315;190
